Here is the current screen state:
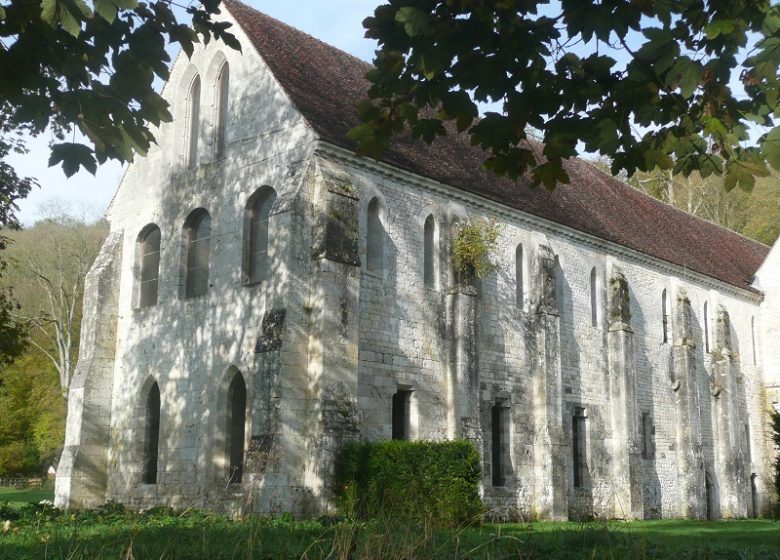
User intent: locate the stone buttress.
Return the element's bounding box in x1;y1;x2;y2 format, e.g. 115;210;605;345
529;245;567;519
55;232;123;509
605;268;643;519
671;289;707;518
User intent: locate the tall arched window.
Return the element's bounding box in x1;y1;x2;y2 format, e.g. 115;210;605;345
423;214;435;288
751;316;757;366
366;197;384;274
226;371;246;484
184;209;211;298
590;267;600;327
662;289;670;343
515;244;524;308
245;188;276;284
214;64;229;159
187;75;201;169
143;382;161;484
138;225;161;308
703;302;710;353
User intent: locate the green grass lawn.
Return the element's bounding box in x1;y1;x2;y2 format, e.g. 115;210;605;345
0;485;54;504
0;502;777;559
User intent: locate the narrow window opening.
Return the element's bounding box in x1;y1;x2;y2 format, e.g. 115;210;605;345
516;244;524;308
143;382;161;485
491;403;508;487
745;423;752;464
662;289;670;343
704;473;713;520
704;302;710;353
245;189;276;284
391;389;412;440
138;226;161;308
226;372;246;484
187;75;201;169
366;198;384;274
215;64;229;159
751;316;757;366
423;214;435;288
641;412;654;459
185;210;211;298
573;407;587;488
590;267;599;327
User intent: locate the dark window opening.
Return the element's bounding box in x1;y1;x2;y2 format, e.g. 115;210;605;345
491;404;508;487
392;389;412;440
751;474;758;518
143;382;161;484
573;407;587;488
515;244;524;308
226;372;247;484
187;76;201;169
366;198;384;274
423;215;435;288
662;289;670;343
215;64;229;159
641;412;654;459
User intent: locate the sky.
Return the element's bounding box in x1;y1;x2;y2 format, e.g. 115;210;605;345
10;0;383;225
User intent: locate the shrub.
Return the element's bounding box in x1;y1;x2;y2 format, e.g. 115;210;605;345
333;439;484;528
452;219;500;280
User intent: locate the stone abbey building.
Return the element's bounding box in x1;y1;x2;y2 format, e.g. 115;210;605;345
56;0;780;520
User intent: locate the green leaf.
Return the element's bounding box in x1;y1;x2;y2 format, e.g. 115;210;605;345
705;19;735;39
724;151;769;192
94;0;118;23
59;5;80;37
0;6;6;20
48;143;97;177
665;57;701;98
40;0;58;27
762;126;780;171
395;7;429;38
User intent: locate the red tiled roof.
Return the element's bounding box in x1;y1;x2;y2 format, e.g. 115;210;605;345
223;0;768;293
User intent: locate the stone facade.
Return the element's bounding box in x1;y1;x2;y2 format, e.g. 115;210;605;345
56;3;779;520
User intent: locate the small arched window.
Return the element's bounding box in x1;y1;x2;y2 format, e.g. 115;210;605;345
214;64;229;159
662;289;670;343
226;371;247;484
423;214;435;287
138;225;161;308
245;188;276;284
703;302;710;353
366;197;384;274
187;75;201;169
515;244;524;308
142;382;161;484
184;209;211;298
590;267;600;327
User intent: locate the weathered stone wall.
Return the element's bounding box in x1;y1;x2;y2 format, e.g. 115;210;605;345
58;11;775;519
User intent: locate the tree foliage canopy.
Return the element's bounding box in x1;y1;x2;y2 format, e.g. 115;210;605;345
353;0;780;191
0;0;238;208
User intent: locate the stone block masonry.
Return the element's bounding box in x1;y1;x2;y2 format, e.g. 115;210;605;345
56;2;778;521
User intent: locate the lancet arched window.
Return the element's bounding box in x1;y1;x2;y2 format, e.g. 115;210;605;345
184;209;211;298
142;382;161;484
423;214;435;287
214;64;229;159
244;188;276;284
186;75;201;169
366;197;384;274
138;225;161;308
226;371;246;484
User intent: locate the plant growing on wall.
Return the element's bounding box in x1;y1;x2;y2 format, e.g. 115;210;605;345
452;219;500;280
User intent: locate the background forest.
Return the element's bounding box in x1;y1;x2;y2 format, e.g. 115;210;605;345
0;167;778;477
0;207;107;476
